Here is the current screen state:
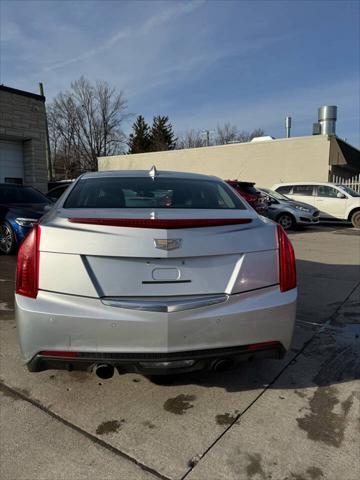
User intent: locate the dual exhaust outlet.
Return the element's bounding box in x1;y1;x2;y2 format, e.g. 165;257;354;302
94;364;115;379
93;358;233;379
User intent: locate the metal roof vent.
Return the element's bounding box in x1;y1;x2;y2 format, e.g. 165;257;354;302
250;136;275;143
285;116;292;138
312;123;321;135
318;106;337;135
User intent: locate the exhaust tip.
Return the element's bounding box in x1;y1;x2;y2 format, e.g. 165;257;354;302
94;364;114;380
212;358;234;372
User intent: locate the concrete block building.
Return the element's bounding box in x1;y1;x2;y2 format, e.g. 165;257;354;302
0;85;48;192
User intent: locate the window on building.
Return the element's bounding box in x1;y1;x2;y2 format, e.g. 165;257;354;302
4;177;23;185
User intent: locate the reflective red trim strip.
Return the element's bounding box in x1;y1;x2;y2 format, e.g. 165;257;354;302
248;341;280;350
39;351;79;358
68;218;252;228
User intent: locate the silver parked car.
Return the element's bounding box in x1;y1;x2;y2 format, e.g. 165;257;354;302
16;169;297;378
260;188;320;230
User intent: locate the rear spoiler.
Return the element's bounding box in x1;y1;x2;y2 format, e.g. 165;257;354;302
68;218;252;229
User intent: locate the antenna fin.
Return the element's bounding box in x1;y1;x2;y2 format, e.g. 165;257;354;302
149;165;158;180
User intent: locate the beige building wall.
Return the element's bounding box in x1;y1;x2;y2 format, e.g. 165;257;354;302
99;135;331;188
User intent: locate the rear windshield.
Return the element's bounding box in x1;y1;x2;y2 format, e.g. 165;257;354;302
263;189;290;201
64;177;246;210
239;184;259;195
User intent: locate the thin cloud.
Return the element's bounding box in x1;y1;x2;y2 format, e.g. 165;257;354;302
173;77;360;144
126;32;292;99
43;0;205;72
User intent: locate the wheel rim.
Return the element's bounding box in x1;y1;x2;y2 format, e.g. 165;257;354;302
353;213;360;228
279;215;292;230
0;224;13;253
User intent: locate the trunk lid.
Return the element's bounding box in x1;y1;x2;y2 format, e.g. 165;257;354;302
39;208;279;297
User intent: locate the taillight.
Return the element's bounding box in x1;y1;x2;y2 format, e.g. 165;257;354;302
277;224;296;292
16;225;41;298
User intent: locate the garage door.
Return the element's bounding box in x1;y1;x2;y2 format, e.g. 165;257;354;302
0;140;24;184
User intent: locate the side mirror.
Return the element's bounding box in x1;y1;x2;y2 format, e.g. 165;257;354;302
337;192;346;199
44;204;53;212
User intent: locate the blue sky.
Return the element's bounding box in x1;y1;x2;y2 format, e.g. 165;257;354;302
1;0;359;145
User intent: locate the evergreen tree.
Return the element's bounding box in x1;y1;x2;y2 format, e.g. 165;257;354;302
150;115;177;151
127;115;151;153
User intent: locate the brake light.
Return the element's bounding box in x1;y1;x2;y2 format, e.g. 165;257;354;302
68;218;252;228
16;225;41;298
277;224;296;292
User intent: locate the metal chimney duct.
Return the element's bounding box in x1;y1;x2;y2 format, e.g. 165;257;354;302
285;116;292;138
318;105;337;135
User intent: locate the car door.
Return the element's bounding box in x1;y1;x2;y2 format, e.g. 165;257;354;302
290;185;316;207
314;185;347;219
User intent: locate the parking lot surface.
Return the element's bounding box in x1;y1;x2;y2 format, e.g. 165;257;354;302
0;224;359;480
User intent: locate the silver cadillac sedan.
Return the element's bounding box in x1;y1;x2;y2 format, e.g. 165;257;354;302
15;169;297;378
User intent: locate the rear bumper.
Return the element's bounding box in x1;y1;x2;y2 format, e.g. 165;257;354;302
16;285;297;373
27;343;285;374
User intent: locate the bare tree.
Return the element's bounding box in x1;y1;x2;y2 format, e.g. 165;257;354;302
48;100;82;179
176;129;205;149
237;128;265;143
213;124;266;145
48;77;128;177
215;122;238;145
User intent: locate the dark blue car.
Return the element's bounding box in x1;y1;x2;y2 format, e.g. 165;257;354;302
0;183;52;254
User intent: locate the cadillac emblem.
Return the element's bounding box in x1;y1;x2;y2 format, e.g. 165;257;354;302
154;239;182;251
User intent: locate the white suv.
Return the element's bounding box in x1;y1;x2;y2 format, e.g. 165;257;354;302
272;182;360;228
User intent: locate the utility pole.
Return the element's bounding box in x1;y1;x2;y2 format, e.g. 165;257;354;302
39;82;53;182
201;130;211;146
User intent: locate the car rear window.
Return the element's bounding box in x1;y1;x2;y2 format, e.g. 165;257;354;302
292;185;315;196
239;184;259;195
64;177;246;209
276;185;292;194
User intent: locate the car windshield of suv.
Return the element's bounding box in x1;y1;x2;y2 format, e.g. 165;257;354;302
0;186;50;204
64;177;246;209
262;189;290;201
337;185;360;197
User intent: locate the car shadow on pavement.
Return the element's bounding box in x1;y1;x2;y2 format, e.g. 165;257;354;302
149;259;360;393
151;322;359;393
288;221;355;235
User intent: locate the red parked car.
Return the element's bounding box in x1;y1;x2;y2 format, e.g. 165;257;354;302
226;180;269;215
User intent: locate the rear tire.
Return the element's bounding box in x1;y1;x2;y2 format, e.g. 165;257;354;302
0;221;16;255
351;210;360;229
277;213;295;231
